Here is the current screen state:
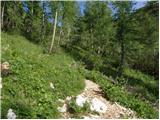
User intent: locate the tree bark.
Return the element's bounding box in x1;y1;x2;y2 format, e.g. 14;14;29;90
58;10;64;46
117;34;125;78
1;2;5;30
49;10;58;53
31;1;33;15
41;1;45;42
58;29;62;45
67;27;71;41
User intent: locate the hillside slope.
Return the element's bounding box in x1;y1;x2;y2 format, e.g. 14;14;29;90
1;33;158;119
1;33;85;118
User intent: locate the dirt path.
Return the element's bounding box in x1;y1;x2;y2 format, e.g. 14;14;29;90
59;79;137;119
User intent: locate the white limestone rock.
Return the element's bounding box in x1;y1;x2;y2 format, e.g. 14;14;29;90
7;108;16;119
76;95;87;107
66;96;72;101
90;98;107;113
50;82;54;89
57;104;67;113
83;116;91;119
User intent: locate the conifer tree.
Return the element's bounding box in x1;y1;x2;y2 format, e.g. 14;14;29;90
112;1;133;78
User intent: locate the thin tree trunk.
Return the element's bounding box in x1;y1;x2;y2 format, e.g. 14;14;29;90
41;1;45;42
117;38;125;78
31;1;33;15
58;29;62;45
90;25;93;48
59;10;65;45
49;10;58;53
1;2;5;29
67;27;71;41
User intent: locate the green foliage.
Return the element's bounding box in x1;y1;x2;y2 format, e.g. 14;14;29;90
80;69;158;118
69;44;159;118
2;1;158;79
1;33;85;118
2;1;25;32
71;1;115;55
22;1;44;43
1;1;159;119
127;6;159;78
124;68;159;103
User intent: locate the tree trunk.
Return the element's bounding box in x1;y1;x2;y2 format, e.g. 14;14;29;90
49;10;58;53
59;10;65;45
67;27;71;41
41;1;45;42
90;25;93;48
58;29;62;45
31;1;33;15
117;37;125;78
1;2;5;30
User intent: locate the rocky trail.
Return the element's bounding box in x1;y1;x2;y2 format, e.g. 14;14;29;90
58;80;137;119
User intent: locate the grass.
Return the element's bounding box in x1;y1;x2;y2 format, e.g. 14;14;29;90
1;33;85;118
124;68;159;104
1;33;159;119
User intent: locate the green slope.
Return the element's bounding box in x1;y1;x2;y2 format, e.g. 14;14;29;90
1;33;85;118
1;33;158;119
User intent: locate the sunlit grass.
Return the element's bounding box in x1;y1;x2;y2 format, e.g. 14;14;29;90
1;33;85;118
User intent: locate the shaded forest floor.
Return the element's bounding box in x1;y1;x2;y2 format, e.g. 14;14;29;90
1;33;159;119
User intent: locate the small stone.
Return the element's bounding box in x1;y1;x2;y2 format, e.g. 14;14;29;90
57;104;67;113
7;108;16;119
83;116;91;119
1;62;10;70
50;82;54;89
58;99;65;103
90;98;107;113
90;114;100;118
1;62;10;76
66;96;72;101
76;95;87;107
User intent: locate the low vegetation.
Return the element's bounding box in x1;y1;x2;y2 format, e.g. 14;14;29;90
80;69;159;118
1;33;85;118
1;33;158;119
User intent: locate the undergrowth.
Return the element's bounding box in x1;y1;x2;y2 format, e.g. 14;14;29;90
1;33;85;118
80;68;159;119
67;46;159;118
1;33;159;119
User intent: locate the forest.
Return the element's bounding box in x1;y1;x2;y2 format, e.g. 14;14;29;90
1;1;159;119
